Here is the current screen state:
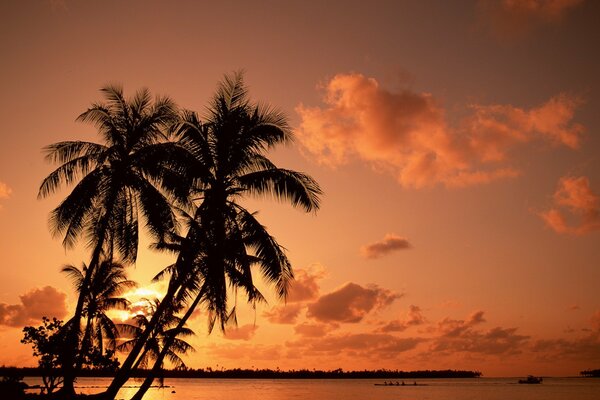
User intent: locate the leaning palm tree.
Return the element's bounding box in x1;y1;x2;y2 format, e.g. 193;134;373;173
62;260;136;365
38;86;183;396
125;71;323;400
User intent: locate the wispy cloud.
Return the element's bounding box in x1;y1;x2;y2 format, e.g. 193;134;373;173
361;234;412;259
539;175;600;235
0;286;68;327
296;73;582;188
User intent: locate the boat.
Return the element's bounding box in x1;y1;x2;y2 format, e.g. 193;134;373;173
374;381;426;386
518;375;542;384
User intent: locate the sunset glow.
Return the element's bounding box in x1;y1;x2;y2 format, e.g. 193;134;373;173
1;0;599;379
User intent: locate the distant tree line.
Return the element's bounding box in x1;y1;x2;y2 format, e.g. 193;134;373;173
580;369;600;377
0;366;481;379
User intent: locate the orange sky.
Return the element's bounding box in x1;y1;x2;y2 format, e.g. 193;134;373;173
1;0;599;377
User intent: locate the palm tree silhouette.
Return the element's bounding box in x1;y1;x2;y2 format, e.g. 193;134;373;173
61;260;136;367
38;86;181;395
116;298;194;371
127;71;322;400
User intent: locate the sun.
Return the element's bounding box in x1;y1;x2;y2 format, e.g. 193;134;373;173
109;285;166;322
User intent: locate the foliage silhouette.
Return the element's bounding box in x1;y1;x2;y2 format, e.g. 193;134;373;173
112;71;322;400
38;85;183;396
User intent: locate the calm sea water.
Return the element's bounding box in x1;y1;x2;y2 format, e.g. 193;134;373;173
23;377;600;400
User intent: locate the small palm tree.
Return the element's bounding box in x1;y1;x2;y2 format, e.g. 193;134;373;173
38;85;184;394
62;260;136;366
116;298;194;372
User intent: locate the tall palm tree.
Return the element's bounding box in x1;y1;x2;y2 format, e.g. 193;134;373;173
62;260;136;365
126;71;323;400
38;86;183;395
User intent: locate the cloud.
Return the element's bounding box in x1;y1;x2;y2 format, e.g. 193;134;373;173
0;181;11;210
539;176;600;235
262;265;327;324
286;332;423;359
223;324;259;341
361;234;411;259
430;311;529;355
378;305;426;333
294;322;339;338
206;343;282;361
477;0;585;40
296;73;583;188
287;266;325;303
0;286;68;327
307;282;401;323
262;303;303;324
0;181;11;199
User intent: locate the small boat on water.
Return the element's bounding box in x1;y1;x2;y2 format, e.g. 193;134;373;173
518;375;543;384
374;381;426;386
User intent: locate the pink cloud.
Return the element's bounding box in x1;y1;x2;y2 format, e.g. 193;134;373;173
262;303;303;324
307;282;401;323
296;73;582;188
262;266;326;324
539;176;600;235
378;305;426;333
287;267;324;303
0;286;68;327
477;0;585;40
223;324;259;341
360;234;411;259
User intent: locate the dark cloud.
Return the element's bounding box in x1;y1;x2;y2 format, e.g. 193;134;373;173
430;311;528;355
286;332;423;359
0;286;68;327
307;282;401;323
361;234;412;259
378;305;426;333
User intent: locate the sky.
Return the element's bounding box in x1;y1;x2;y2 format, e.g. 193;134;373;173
0;0;599;377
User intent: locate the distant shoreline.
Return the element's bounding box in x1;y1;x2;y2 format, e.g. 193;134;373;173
1;367;482;379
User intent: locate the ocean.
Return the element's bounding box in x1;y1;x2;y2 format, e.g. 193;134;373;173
23;377;600;400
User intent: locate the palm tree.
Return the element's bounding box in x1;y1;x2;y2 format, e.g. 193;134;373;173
62;260;136;366
126;71;323;400
38;85;183;395
116;298;194;371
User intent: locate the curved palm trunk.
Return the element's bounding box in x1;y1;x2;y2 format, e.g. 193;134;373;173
61;225;108;398
103;268;193;399
130;291;202;400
